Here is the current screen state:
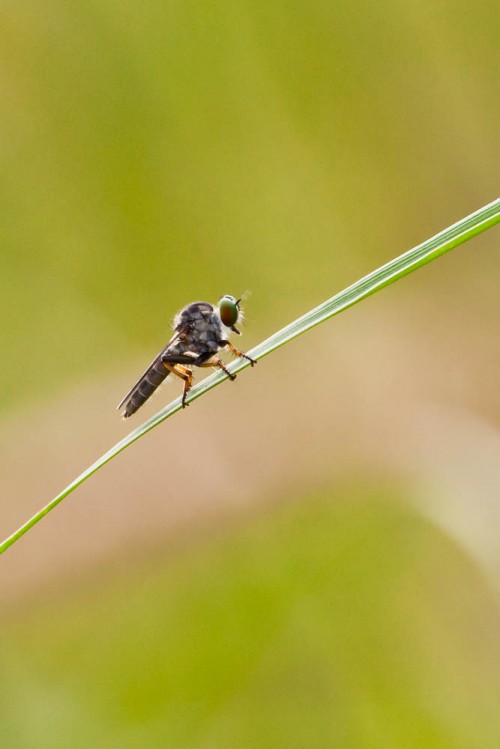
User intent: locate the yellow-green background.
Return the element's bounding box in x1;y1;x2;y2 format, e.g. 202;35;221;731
1;2;499;747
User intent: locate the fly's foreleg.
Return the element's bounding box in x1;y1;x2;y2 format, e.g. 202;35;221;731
162;362;193;407
221;341;257;367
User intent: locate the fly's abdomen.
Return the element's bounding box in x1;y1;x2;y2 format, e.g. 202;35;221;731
121;357;169;418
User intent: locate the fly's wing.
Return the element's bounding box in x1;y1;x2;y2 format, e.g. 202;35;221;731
117;329;182;412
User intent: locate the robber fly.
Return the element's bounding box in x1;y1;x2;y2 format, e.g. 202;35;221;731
117;295;256;418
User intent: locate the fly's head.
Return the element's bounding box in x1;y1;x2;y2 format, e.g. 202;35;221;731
217;294;243;335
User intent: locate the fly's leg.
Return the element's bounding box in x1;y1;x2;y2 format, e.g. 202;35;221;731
194;353;237;381
215;358;236;381
163;363;193;407
179;365;194;407
176;365;194;407
222;341;257;367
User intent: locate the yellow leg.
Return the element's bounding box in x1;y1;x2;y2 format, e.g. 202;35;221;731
163;363;193;407
197;355;237;380
215;358;237;380
225;342;256;366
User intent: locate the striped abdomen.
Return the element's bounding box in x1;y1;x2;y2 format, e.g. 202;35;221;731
119;356;170;418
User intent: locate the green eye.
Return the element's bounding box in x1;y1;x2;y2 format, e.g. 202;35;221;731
218;295;239;327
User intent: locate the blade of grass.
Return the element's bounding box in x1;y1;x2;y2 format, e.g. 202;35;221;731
1;198;499;554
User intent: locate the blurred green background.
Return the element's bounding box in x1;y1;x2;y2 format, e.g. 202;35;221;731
1;1;499;747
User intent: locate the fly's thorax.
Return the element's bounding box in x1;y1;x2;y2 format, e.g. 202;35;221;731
171;302;222;356
171;297;243;353
174;301;214;328
193;318;223;351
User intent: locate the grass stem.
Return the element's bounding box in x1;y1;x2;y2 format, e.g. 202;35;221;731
1;198;498;554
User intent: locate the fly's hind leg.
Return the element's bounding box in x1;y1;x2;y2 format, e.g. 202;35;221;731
176;365;194;407
162;363;193;407
221;341;257;367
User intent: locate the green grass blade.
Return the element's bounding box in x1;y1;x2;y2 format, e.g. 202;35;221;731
1;198;499;554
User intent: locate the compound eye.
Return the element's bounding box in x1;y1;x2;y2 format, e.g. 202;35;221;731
219;296;239;327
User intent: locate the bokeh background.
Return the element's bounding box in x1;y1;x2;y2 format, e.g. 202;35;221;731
1;2;499;747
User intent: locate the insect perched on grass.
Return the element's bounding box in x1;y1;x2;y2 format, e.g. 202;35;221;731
117;295;256;418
